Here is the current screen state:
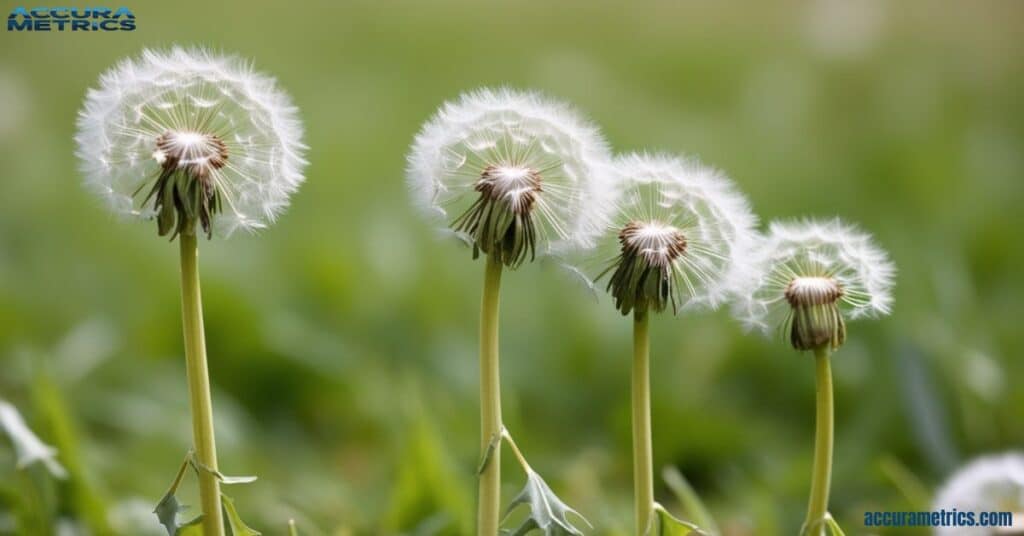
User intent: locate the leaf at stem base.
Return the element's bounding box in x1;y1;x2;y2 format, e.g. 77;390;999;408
501;469;590;535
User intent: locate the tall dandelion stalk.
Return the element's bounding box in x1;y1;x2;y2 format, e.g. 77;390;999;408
407;88;610;535
76;47;306;536
735;219;894;535
579;153;755;535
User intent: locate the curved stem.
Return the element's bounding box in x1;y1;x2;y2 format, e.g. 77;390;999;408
179;234;224;536
477;254;503;536
803;346;834;536
632;311;654;536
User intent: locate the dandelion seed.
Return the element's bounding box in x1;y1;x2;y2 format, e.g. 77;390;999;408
585;153;757;315
735;218;895;351
406;87;613;268
76;46;307;239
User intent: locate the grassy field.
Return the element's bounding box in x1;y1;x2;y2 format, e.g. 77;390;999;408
1;1;1022;534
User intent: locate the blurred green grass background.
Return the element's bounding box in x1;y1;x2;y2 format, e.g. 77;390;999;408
1;1;1022;534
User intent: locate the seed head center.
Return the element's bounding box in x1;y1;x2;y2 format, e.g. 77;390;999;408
476;164;543;215
785;276;843;308
619;220;687;268
153;130;229;179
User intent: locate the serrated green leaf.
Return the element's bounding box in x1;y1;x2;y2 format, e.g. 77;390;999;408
174;515;203;536
501;469;590;535
155;493;185;536
221;493;261;536
647;504;708;536
155;454;193;535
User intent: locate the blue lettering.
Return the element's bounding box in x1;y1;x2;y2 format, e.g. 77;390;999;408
7;17;32;30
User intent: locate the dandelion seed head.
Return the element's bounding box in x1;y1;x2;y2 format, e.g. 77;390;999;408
734;219;895;349
406;87;613;267
76;46;307;238
579;153;757;315
932;452;1024;535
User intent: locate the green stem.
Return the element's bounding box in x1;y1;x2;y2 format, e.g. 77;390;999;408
501;429;532;473
632;311;654;536
477;254;503;536
803;346;834;536
179;234;225;536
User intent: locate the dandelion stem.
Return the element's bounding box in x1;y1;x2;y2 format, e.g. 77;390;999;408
478;253;503;536
178;233;225;536
632;310;654;536
802;346;835;536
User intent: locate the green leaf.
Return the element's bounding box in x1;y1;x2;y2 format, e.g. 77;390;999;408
0;400;67;479
662;467;719;535
221;493;261;536
647;504;709;536
155;455;193;535
382;398;473;534
477;430;502;475
824;514;847;536
155;493;185;536
502;469;590;535
801;513;846;536
174;515;203;536
189;455;257;485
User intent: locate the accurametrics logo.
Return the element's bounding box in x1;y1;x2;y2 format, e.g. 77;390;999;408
7;6;136;31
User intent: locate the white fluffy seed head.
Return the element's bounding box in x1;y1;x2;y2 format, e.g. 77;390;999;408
76;46;307;237
932;452;1024;535
575;152;758;314
405;87;614;261
733;218;895;335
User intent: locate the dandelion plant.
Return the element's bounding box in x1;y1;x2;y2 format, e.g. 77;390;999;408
580;154;755;535
734;219;894;535
76;47;306;536
932;452;1024;534
407;88;610;535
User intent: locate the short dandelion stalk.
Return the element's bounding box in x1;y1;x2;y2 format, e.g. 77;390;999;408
76;47;307;536
407;88;610;535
